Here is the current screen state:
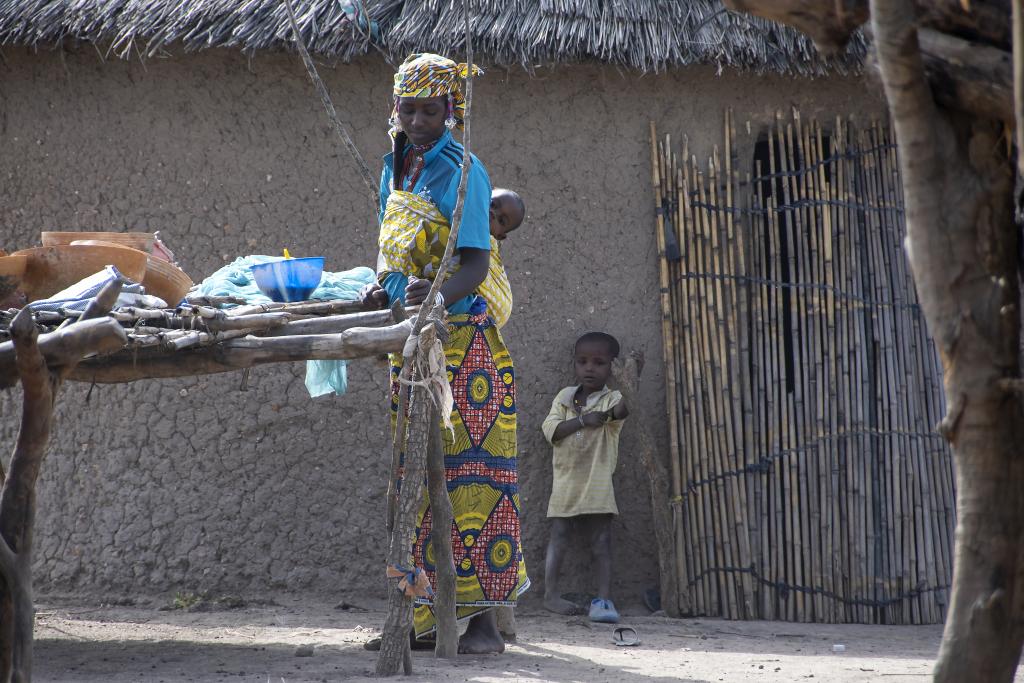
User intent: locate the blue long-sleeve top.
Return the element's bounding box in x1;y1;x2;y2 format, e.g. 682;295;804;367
378;130;492;314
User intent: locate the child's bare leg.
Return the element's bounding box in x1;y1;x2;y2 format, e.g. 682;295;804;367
543;518;580;614
587;514;614;600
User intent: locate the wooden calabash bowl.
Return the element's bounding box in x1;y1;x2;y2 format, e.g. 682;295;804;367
41;231;155;253
0;254;29;305
14;244;148;302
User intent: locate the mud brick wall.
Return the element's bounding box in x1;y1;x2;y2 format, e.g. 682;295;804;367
0;48;885;604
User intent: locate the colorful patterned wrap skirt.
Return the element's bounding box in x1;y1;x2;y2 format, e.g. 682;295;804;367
390;309;530;637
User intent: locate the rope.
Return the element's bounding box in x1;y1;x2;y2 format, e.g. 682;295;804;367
397;315;454;435
687;564;947;609
683;428;947;493
690;197;904;215
749;143;898;182
673;271;923;312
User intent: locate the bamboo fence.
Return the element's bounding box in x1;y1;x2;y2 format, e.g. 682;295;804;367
651;110;954;624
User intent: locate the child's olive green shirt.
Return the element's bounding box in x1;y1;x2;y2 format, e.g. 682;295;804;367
542;385;625;517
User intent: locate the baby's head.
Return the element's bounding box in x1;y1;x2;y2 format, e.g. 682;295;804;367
490;188;526;241
573;332;620;391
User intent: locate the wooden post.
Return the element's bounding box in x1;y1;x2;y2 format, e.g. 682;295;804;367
0;281;124;682
426;407;458;658
0;309;53;683
377;358;432;676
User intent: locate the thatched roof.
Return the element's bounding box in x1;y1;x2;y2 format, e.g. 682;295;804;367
0;0;865;74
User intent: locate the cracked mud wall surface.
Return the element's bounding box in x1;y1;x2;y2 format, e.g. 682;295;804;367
0;48;886;603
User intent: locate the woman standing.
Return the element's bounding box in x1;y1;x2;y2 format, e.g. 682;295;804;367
361;53;528;655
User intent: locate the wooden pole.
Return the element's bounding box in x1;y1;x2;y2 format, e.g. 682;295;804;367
812;118;839;622
795;111;824;622
426;406;458;658
650;122;686;616
695;164;735;618
781;115;809;621
725;110;757;617
379;0;476;670
0;283;124;682
674;146;699;616
282;0;378;220
680;139;710;615
752;154;772;619
688;152;717;614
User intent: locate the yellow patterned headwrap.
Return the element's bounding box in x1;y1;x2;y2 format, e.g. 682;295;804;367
390;53;483;133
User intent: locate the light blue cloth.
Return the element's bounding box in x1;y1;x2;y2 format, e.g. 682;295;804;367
194;255;375;398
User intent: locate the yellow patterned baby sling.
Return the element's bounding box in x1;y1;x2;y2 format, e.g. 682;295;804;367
379;190;453;281
378;190;513;327
479;237;513;328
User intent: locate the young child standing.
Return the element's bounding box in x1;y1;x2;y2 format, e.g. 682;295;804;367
541;332;629;623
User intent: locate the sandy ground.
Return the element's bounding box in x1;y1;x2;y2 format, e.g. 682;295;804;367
34;593;984;683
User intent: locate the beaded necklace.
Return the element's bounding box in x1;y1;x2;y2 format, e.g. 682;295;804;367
398;140;437;190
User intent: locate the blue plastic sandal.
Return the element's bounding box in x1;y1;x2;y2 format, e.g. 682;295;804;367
589;598;620;624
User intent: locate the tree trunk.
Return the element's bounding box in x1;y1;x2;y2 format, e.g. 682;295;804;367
697;0;1024;677
0;282;123;681
0;309;57;682
722;0;1011;54
870;1;1024;680
915;28;1013;122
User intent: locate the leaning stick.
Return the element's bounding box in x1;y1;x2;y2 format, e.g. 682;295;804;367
765;129;787;620
850;119;867;622
650;122;685;615
751;156;770;618
707;149;741;618
806;117;833;622
378;0;475;670
379;324;433;676
696;166;734;618
687;152;715;614
283;0;377;219
720;119;755;618
866;124;898;623
780;117;808;622
784;116;811;621
679;139;708;615
426;404;458;658
677;146;705;616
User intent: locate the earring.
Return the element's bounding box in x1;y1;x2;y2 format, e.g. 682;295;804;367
444;95;456;130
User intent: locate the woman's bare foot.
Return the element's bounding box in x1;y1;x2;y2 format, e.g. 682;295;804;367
543;594;583;615
458;611;505;655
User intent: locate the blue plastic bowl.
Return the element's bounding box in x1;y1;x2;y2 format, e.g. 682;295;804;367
250;257;324;302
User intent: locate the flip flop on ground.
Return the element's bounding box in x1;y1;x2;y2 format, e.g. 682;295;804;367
612;626;640;647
